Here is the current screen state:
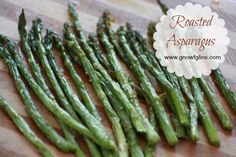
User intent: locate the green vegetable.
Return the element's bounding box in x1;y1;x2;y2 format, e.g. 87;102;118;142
0;45;76;152
68;4;146;137
18;11;89;156
198;78;233;130
89;34;159;145
96;12;159;144
51;31;104;157
212;69;236;113
63;22;127;157
190;78;220;146
0;34;96;143
144;105;158;157
52;32;101;121
0;95;55;157
100;76;144;157
127;26;189;127
117;26;178;146
145;22;198;140
18;9;52;98
38;27;113;150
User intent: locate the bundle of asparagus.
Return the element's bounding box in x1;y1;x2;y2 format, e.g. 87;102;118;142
0;2;235;157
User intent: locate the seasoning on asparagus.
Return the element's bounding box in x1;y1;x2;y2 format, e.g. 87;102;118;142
63;22;128;157
190;78;220;146
212;69;236;113
198;78;233;130
0;95;55;157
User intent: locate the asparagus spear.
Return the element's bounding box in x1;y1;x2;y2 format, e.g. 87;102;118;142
99;12;159;142
58;123;88;157
68;4;147;136
0;96;55;157
144;93;168;157
99;75;144;157
198;78;233;130
50;32;101;121
190;78;220;146
18;12;87;155
156;0;168;15
145;16;194;103
211;69;236;113
45;31;114;157
18;10;52;98
117;26;178;146
0;45;77;152
144;104;158;157
20;14;94;156
0;35;96;143
133;33;198;140
89;34;159;144
127;26;189;127
49;31;105;157
63;22;128;157
133;30;200;139
27;29;81;123
38;28;113;151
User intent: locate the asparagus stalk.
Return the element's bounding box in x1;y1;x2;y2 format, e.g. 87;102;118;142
51;34;112;157
68;4;147;136
190;78;220;146
51;32;101;121
50;31;105;157
145;16;195;103
198;78;233;130
45;32;113;157
178;77;195;102
0;45;77;152
99;12;159;143
18;12;87;154
156;0;168;15
189;100;199;141
0;96;55;157
38;28;113;151
57;121;87;157
135;30;199;139
99;75;144;157
89;34;159;144
18;10;52;98
144;104;158;157
63;22;128;157
117;26;178;146
127;26;189;127
166;97;186;138
27;29;81;123
211;69;236;113
142;86;165;157
0;35;96;143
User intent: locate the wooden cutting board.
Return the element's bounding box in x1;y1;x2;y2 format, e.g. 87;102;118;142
0;0;236;157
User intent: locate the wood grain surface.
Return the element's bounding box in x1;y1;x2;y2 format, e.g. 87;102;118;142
0;0;236;157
